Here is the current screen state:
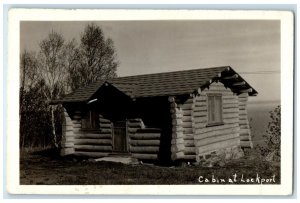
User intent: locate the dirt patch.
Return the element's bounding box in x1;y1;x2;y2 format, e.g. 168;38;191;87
20;149;280;185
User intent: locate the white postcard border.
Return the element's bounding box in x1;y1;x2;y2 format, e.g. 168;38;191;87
6;9;294;195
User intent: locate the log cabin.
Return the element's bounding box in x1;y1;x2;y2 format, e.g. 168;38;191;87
51;66;257;163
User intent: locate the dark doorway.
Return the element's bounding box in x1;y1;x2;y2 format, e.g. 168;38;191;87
113;121;128;153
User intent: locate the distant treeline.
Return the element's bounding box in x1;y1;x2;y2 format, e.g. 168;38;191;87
20;23;119;149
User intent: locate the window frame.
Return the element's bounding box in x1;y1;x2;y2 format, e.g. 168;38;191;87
206;93;224;127
81;110;100;130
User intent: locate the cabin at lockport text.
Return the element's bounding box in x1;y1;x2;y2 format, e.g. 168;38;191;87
51;66;257;164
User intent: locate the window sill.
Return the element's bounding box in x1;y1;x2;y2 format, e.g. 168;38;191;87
81;128;100;132
206;122;224;128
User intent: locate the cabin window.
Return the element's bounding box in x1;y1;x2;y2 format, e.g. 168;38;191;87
82;111;100;129
207;94;223;126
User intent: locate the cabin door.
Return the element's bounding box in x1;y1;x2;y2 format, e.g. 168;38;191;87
113;121;128;153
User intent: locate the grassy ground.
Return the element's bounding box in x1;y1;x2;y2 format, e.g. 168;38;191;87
20;148;280;185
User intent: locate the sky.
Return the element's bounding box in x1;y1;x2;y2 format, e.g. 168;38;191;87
20;20;280;102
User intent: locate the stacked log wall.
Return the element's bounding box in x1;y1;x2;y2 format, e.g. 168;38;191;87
169;99;185;160
60;110;112;157
238;93;253;148
60;108;75;156
193;82;242;162
60;112;163;159
180;97;196;160
128;119;161;160
73;114;113;157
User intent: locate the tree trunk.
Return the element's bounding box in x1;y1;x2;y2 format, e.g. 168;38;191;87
51;105;58;148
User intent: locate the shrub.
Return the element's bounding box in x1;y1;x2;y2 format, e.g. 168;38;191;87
255;105;281;162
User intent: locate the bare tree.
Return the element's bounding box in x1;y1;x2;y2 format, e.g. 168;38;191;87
20;51;39;100
68;23;119;91
37;31;68;147
64;39;81;94
20;25;119;149
20;51;39;148
20;50;38;110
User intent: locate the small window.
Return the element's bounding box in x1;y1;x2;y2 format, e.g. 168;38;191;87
207;94;223;126
82;111;99;129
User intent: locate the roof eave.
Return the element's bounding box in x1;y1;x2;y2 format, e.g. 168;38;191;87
216;66;258;97
49;99;87;105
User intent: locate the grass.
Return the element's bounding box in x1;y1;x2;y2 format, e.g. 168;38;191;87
20;148;280;185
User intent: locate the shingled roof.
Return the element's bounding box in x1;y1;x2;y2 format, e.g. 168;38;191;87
53;66;257;103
